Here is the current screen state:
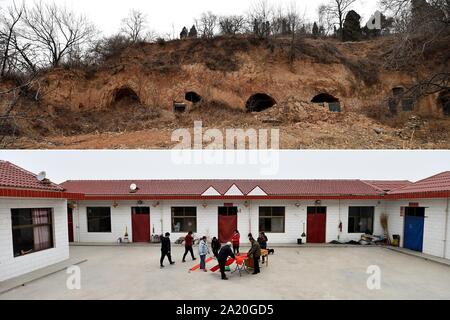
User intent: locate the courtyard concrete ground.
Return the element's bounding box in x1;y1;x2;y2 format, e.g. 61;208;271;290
1;246;450;300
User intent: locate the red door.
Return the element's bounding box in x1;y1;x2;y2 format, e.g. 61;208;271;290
132;207;150;243
218;207;238;243
68;207;74;242
307;207;327;243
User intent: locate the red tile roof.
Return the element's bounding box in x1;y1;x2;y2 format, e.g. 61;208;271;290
0;161;64;192
363;180;413;192
61;179;384;197
389;171;450;195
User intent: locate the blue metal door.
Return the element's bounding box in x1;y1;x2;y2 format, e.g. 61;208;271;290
404;215;424;252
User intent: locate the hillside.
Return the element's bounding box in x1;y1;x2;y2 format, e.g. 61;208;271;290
1;36;449;149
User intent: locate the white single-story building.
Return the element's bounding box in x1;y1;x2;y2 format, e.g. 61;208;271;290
61;174;450;260
0;161;81;282
1;161;449;282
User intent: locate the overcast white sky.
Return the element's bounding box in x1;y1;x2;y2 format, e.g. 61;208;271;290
2;0;380;36
1;151;449;183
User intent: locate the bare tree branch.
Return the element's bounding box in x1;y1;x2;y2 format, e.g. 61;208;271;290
19;1;96;68
196;12;218;39
121;9;148;43
319;0;356;41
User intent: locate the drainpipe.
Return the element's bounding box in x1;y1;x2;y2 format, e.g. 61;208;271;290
160;201;164;235
338;199;341;241
443;197;449;259
384;200;389;243
248;200;252;237
76;201;80;243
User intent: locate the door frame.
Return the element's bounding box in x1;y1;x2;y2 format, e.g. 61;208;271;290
218;206;238;243
403;207;426;252
306;206;327;244
131;206;151;243
67;207;74;243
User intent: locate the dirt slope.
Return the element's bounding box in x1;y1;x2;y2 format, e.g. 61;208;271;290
1;36;448;149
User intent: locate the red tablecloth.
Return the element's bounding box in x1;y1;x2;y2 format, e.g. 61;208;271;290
235;255;249;265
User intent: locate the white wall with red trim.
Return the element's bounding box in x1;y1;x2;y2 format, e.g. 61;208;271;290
71;199;386;245
0;197;69;282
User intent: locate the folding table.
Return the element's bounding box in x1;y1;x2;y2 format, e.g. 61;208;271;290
232;255;250;277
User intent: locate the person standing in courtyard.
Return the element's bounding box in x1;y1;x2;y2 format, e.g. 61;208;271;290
160;232;175;268
211;236;221;259
198;236;210;272
231;230;241;255
217;242;235;280
248;237;261;275
258;232;268;264
182;231;196;263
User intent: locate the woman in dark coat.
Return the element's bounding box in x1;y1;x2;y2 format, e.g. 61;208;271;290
211;237;221;259
257;232;268;264
160;233;175;268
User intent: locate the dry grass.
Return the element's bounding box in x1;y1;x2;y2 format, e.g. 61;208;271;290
186;99;249;127
294;38;381;86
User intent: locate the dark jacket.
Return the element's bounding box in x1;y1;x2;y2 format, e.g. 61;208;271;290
218;245;235;262
248;241;261;258
258;235;268;249
211;239;221;252
161;236;171;252
184;234;193;247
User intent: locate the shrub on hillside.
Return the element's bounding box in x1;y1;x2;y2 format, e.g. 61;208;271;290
89;35;133;64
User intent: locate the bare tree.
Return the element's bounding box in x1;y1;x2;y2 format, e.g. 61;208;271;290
145;29;157;43
0;86;21;147
19;2;95;68
381;0;449;69
247;0;274;38
196;11;218;39
271;5;289;35
382;0;449;31
121;9;148;43
319;0;356;41
318;4;335;36
286;2;304;63
219;15;246;35
0;75;41;148
0;2;25;77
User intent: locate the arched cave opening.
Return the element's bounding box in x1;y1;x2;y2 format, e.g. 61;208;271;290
112;87;140;106
392;87;405;97
246;93;277;112
185;91;202;104
311;93;340;104
311;93;341;112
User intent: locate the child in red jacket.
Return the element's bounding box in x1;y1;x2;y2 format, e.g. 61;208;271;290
231;230;240;255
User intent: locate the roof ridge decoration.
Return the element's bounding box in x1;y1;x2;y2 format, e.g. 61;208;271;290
202;186;221;196
224;184;245;196
248;186;268;196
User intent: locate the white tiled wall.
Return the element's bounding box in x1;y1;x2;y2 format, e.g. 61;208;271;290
385;198;450;259
73;199;386;245
0;197;69;282
75;201;136;242
1;195;448;281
